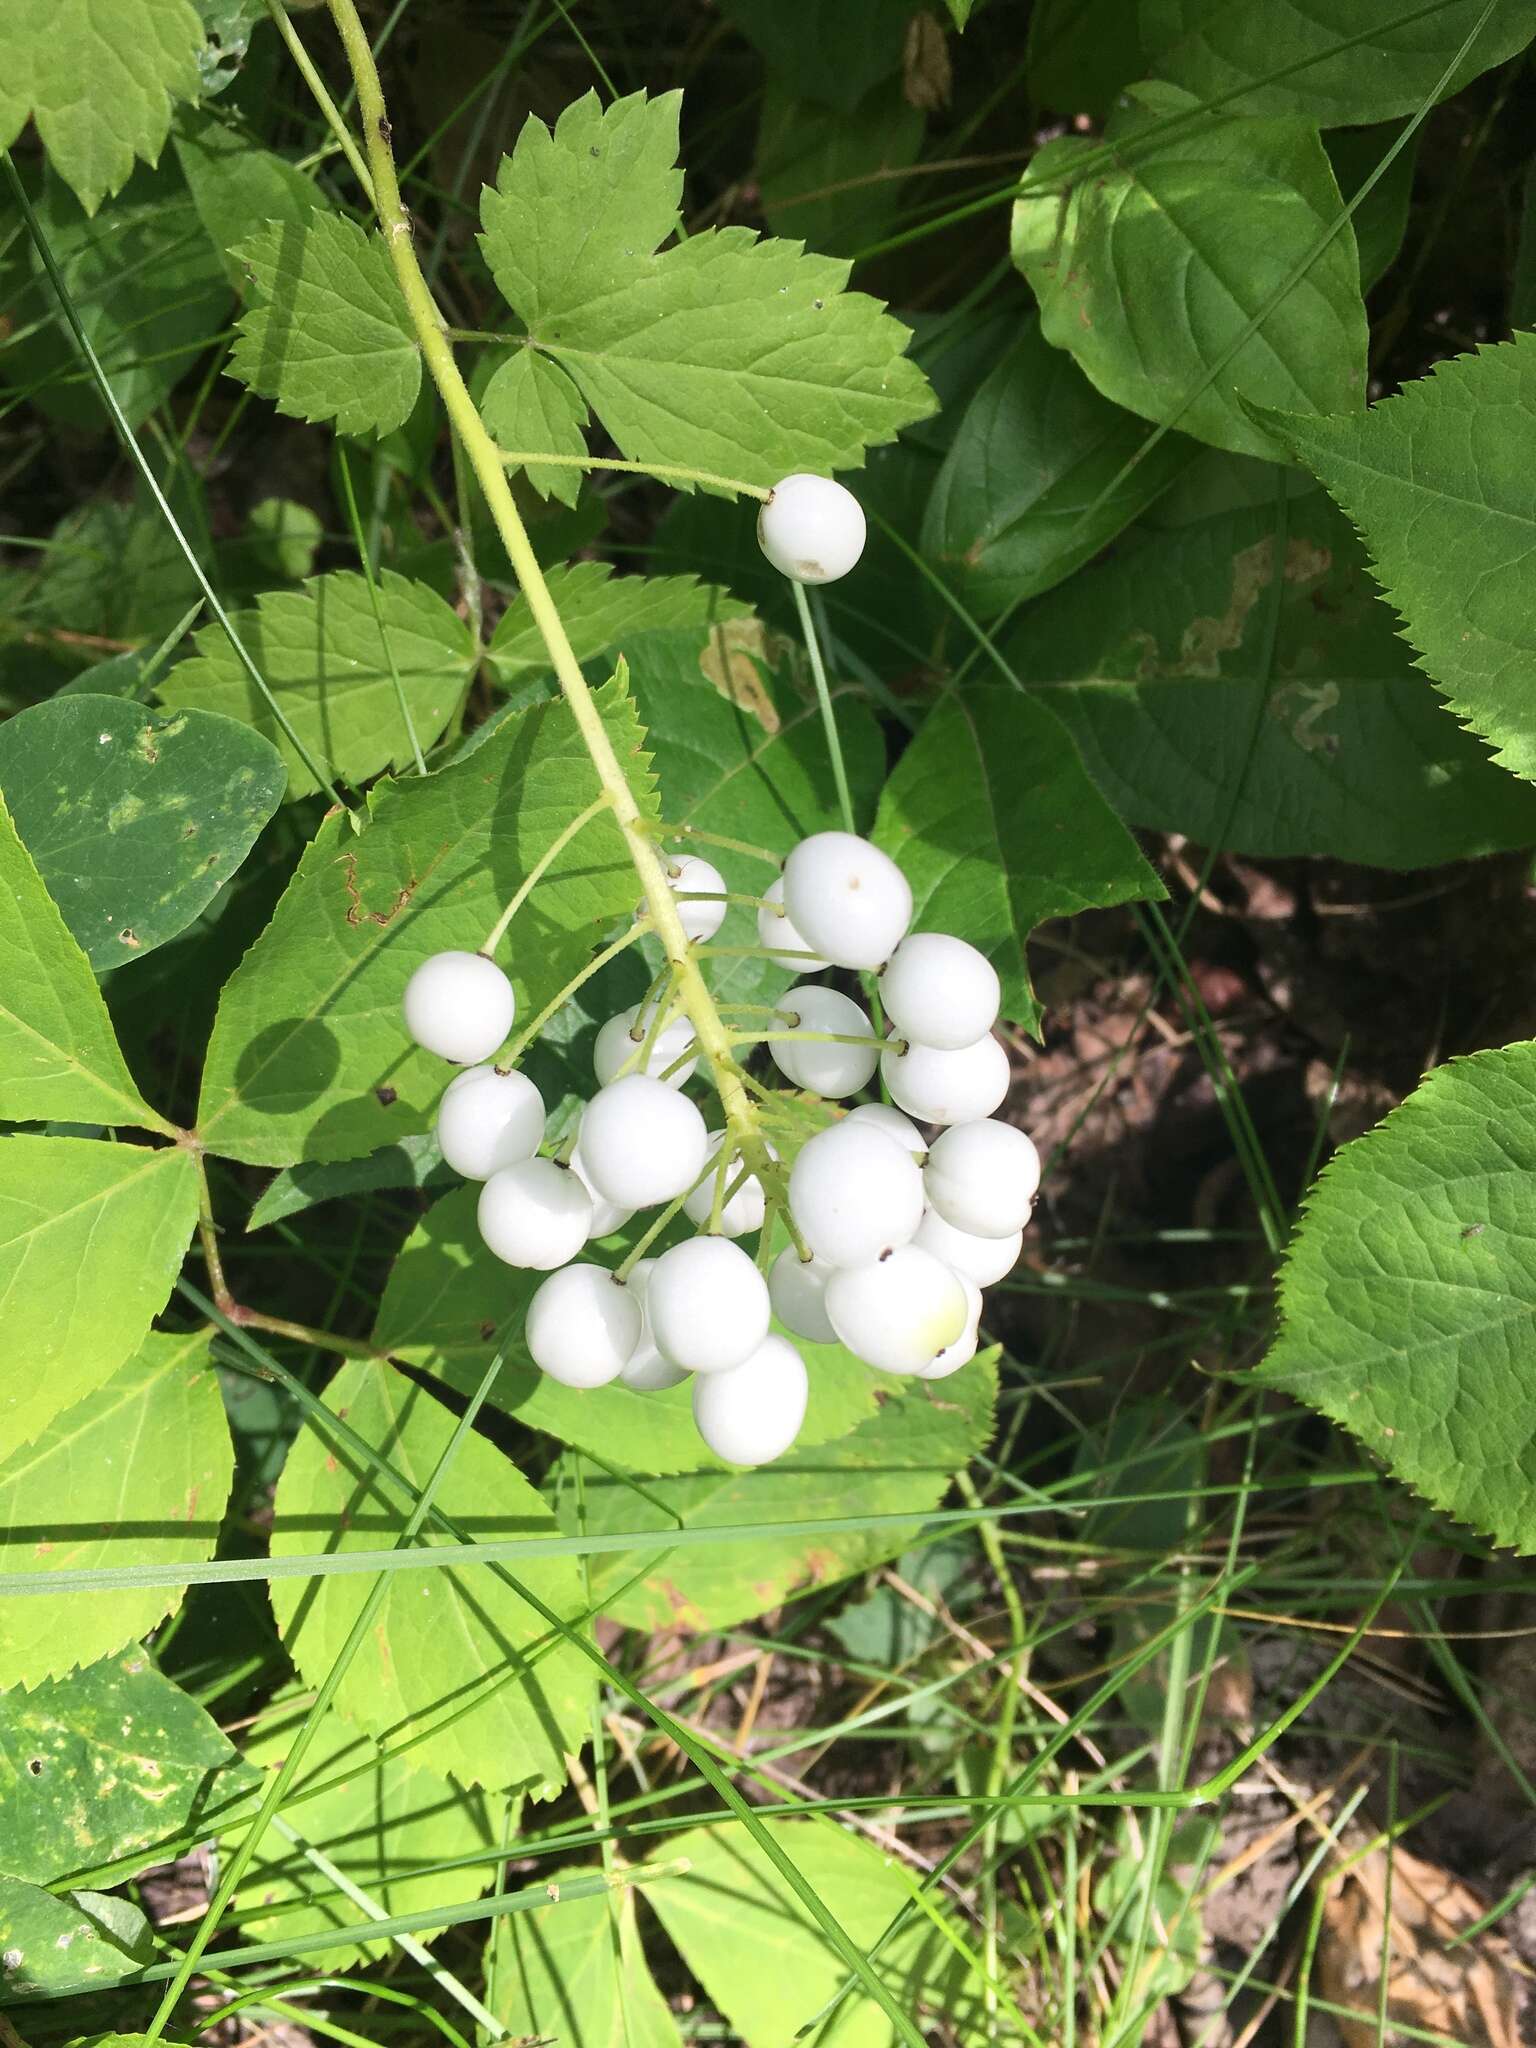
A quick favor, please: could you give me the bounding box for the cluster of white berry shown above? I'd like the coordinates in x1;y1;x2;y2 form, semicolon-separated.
396;477;1037;1467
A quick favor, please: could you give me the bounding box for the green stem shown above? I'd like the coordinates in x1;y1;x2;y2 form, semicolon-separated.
266;0;377;204
482;790;613;954
497;442;770;500
327;0;763;1157
657;823;783;865
792;578;855;834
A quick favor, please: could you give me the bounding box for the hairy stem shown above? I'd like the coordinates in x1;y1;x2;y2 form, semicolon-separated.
326;0;765;1162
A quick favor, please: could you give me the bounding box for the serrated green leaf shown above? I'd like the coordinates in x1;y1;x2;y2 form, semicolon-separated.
229;212;421;439
372;1185;879;1477
0;695;286;972
486;562;750;693
1258;1043;1536;1553
196;675;652;1166
247;1134;451;1233
0;1330;233;1684
225;1693;496;1970
1006;477;1536;865
480;91;934;491
873;688;1163;1036
921;319;1198;617
173;107;316;287
0;1648;251;1885
480;347;591;506
25;488;202;646
716;0;911;112
159;569;473;797
269;1359;594;1794
486;1862;681;2048
557;1357;996;1632
0;0;203;214
0;1876;150;1997
1258;338;1536;785
0;794;164;1130
1012;83;1367;458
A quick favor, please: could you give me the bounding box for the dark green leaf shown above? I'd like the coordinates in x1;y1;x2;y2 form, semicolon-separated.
247;1134;451;1232
716;0;911;111
1325;122;1418;292
756;78;924;259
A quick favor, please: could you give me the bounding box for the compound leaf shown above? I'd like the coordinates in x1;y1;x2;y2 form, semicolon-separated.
873;687;1163;1037
1258;1043;1536;1553
0;795;164;1130
268;1359;594;1794
486;563;749;694
1012;83;1367;458
159;569;474;797
228;212;421;439
0;695;286;971
0;1330;233;1684
196;673;653;1166
0;0;203;214
1259;336;1536;785
0;1140;198;1452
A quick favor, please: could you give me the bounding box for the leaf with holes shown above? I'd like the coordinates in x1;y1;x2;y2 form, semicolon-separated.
268;1359;594;1794
0;796;166;1130
1012;82;1367;458
228;211;421;438
0;1648;253;1885
0;1331;233;1686
485;1862;681;2048
158;570;473;797
0;695;286;971
1258;1042;1536;1553
196;672;653;1166
1258;336;1536;785
480;91;933;492
0;1141;198;1452
873;687;1162;1036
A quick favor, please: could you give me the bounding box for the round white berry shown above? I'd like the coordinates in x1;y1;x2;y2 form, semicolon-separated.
666;853;728;943
881;1033;1010;1126
645;1236;771;1375
880;934;1000;1052
477;1157;591;1270
768;1246;839;1344
844;1101;926;1156
781;832;911;971
769;983;879;1099
925;1119;1040;1237
757;876;829;970
787;1121;924;1268
593;1002;699;1088
525;1263;640;1388
825;1246;971;1376
683;1132;770;1237
692;1334;809;1466
616;1259;690;1391
568;1144;634;1238
578;1075;709;1209
914;1207;1022;1287
757;473;866;585
921;1275;983;1380
403;951;514;1064
436;1066;546;1180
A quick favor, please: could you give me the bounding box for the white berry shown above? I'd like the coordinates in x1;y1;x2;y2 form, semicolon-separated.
578;1075;708;1209
768;1246;839;1344
757;473;866;585
915;1207;1022;1287
757;876;829;970
593;1002;699;1087
881;1033;1010;1126
781;832;911;971
403;951;514;1064
881;934;1000;1051
770;983;879;1099
666;853;728;942
617;1260;689;1392
921;1275;983;1380
693;1334;809;1466
925;1119;1040;1237
436;1066;546;1180
844;1101;926;1155
569;1145;634;1238
787;1120;924;1267
825;1245;971;1375
646;1236;771;1375
478;1157;591;1270
683;1132;770;1237
526;1264;640;1388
